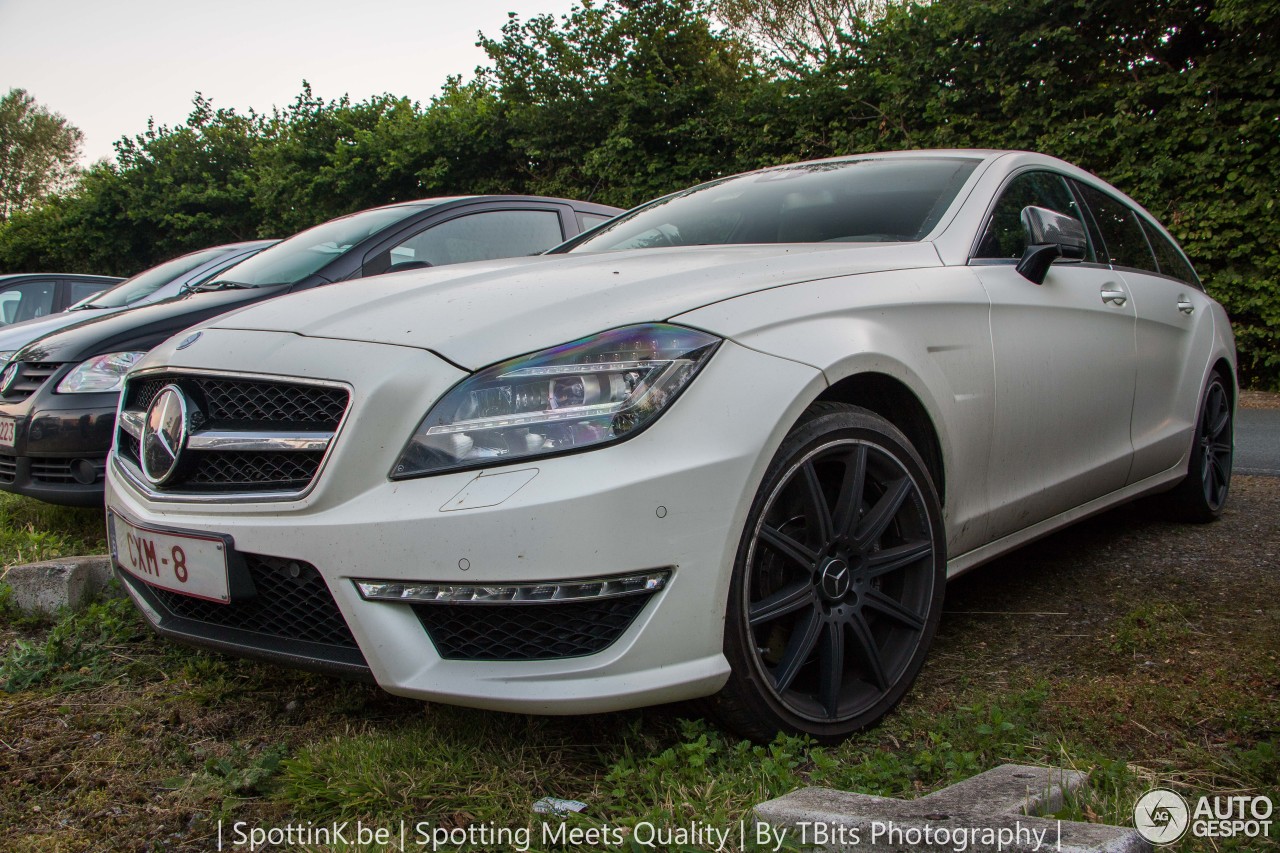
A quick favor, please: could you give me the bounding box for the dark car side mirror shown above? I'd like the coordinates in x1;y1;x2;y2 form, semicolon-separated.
1015;206;1088;284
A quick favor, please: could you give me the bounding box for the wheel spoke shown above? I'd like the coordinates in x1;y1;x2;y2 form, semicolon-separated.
759;524;817;572
864;588;926;631
832;445;868;541
865;539;933;578
749;582;816;627
818;621;845;718
1209;455;1229;495
854;476;912;547
1210;408;1230;439
801;460;834;544
845;610;888;690
772;608;823;693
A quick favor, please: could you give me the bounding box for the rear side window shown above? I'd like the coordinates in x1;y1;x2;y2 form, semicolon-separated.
974;171;1095;261
576;211;614;232
1074;183;1158;273
1139;218;1201;287
0;280;56;325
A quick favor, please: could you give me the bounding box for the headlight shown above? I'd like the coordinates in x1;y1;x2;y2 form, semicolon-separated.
56;351;147;394
392;323;720;478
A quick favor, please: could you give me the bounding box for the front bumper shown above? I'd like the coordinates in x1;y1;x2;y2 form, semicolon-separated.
0;387;118;506
105;329;823;714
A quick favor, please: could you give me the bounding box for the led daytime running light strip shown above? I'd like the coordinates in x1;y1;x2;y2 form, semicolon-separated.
353;569;671;605
499;359;665;379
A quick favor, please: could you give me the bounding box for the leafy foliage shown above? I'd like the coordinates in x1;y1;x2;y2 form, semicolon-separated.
0;89;84;221
0;0;1276;384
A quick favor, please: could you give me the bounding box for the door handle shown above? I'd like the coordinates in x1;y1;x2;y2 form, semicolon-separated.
1101;287;1127;307
1177;296;1195;315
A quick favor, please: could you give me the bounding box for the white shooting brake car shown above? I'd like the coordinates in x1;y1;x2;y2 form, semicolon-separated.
104;150;1235;742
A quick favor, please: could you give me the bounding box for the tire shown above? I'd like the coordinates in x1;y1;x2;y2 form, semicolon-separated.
1162;373;1233;523
707;402;946;743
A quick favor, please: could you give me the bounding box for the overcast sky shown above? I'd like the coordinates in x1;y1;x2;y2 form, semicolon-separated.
0;0;579;164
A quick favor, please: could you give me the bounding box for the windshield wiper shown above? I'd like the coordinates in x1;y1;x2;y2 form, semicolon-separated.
191;279;254;292
71;302;107;310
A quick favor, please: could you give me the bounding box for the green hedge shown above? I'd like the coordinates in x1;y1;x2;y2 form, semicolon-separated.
2;0;1277;386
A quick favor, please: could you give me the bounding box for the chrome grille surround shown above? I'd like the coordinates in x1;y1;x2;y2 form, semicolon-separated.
112;368;353;503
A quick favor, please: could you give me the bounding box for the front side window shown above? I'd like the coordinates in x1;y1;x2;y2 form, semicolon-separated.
560;157;980;253
0;280;56;325
1073;183;1158;273
974;171;1095;261
371;209;565;273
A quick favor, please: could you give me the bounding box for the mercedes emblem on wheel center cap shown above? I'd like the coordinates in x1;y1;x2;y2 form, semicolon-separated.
818;558;852;601
140;384;190;486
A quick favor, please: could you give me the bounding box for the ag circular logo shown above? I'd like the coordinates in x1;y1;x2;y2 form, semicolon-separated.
140;384;190;486
1134;788;1190;845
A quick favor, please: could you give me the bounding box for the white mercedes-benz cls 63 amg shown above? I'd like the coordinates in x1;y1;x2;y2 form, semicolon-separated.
104;150;1235;742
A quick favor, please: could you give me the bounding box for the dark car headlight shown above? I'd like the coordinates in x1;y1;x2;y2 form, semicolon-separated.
391;323;720;479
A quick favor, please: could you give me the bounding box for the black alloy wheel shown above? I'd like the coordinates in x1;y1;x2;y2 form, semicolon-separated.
1164;374;1233;522
711;403;945;743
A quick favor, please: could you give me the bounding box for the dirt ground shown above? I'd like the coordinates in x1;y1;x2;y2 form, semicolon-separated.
2;476;1277;850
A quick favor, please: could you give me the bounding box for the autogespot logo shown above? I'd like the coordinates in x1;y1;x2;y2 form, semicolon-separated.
1134;788;1190;845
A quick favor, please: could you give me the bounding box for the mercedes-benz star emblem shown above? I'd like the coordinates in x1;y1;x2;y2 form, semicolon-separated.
819;558;852;601
140;385;190;486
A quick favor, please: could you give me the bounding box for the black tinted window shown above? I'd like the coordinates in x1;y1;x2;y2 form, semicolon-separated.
1075;184;1158;273
975;171;1094;261
564;157;980;253
1140;218;1200;286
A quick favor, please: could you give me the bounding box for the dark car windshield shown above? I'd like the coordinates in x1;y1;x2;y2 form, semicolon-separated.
72;247;236;309
204;205;432;288
560;157;980;253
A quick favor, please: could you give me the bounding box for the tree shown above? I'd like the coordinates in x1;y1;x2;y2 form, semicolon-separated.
0;89;84;220
711;0;905;68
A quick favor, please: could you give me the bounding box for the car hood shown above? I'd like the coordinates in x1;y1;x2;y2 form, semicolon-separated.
13;287;286;363
0;307;116;352
210;243;941;369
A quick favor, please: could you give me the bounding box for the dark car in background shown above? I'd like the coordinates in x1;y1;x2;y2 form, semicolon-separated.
0;273;123;339
0;242;276;368
0;195;621;505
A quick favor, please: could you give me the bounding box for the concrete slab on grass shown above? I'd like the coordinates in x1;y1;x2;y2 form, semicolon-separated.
754;763;1150;852
2;556;116;615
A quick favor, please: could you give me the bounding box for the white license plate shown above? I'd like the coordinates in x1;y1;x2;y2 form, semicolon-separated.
0;416;14;449
109;510;230;603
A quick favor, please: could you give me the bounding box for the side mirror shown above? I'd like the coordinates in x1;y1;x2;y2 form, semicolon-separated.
1015;206;1088;284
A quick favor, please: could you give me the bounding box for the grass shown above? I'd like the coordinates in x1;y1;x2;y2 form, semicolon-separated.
1;482;1277;851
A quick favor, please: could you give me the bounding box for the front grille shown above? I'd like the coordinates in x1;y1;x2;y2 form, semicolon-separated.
0;454;15;484
413;595;653;661
0;362;62;402
30;456;107;484
147;555;358;649
128;376;347;429
116;373;349;496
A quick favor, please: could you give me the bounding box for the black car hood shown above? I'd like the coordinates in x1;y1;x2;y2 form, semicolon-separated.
13;286;289;363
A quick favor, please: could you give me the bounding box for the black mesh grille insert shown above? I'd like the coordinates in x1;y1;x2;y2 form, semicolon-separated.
185;451;322;488
129;376;347;428
30;456;107;484
0;454;15;485
413;595;653;661
147;555;357;648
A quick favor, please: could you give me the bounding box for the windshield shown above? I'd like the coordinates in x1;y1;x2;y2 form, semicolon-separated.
205;205;431;288
561;157;980;253
72;247;236;309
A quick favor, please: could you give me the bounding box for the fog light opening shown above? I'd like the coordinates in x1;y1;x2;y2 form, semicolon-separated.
71;458;99;485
